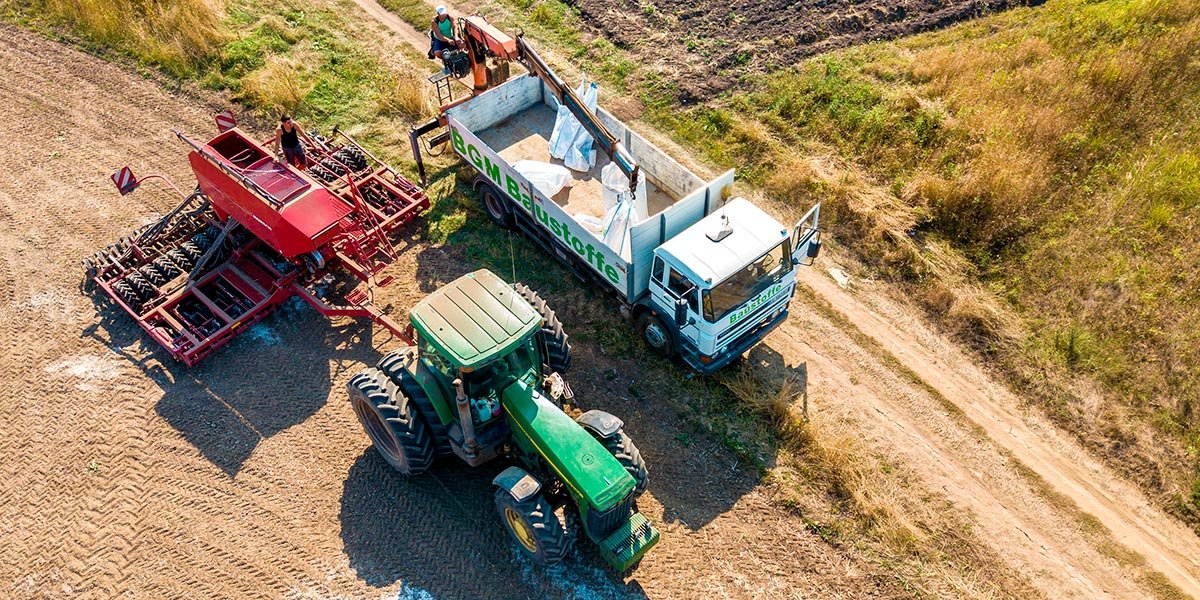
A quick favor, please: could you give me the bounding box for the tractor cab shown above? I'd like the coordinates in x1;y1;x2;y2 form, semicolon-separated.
409;269;545;423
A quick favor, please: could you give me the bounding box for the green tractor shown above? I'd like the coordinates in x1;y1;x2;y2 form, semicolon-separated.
347;269;660;571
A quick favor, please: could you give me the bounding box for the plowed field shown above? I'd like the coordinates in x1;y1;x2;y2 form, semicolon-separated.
568;0;1040;99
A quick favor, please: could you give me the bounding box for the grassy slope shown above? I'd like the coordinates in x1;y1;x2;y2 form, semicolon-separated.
738;0;1200;527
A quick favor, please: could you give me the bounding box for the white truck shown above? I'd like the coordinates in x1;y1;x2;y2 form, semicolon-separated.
411;18;821;373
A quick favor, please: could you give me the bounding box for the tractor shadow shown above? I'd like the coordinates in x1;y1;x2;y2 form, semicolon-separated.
83;293;388;476
339;450;648;599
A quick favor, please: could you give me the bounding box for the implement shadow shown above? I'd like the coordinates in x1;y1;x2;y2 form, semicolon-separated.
84;294;386;475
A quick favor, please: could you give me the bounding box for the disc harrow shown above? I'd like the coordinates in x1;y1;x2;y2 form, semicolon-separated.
83;113;428;365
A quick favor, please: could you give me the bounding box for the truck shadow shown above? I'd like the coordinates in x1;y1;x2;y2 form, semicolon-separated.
339;449;648;599
83;294;385;476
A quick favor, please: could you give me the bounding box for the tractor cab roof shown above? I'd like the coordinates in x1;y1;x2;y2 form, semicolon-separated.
410;269;541;370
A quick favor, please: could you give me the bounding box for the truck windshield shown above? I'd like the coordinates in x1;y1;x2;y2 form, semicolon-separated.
703;241;790;322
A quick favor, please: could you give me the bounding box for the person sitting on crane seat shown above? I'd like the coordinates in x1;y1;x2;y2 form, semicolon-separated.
428;5;458;60
271;114;312;170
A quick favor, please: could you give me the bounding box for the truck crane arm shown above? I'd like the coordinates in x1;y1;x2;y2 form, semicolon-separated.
460;16;640;192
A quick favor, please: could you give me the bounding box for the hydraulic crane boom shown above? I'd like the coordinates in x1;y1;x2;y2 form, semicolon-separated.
456;16;640;192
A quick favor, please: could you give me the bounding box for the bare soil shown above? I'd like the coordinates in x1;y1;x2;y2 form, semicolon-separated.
0;25;897;599
566;0;1042;100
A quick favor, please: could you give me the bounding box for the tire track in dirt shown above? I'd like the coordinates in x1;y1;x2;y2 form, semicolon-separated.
796;269;1200;595
764;306;1140;597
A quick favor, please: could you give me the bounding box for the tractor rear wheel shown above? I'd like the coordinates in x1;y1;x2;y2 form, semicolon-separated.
513;283;571;374
493;489;575;566
479;183;512;229
347;368;434;475
376;348;453;456
596;429;649;498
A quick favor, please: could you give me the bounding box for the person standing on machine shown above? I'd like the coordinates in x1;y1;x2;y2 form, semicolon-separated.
271;114;312;170
429;5;458;60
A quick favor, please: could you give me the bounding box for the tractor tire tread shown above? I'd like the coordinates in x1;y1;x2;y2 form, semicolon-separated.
493;489;575;565
376;349;453;456
513;283;572;374
347;367;435;475
602;429;649;498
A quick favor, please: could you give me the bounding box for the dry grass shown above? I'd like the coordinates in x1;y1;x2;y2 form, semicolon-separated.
31;0;227;75
241;54;313;115
719;366;1027;598
676;0;1200;530
375;72;433;121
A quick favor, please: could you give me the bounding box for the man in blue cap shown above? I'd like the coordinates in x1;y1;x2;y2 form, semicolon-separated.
429;5;458;60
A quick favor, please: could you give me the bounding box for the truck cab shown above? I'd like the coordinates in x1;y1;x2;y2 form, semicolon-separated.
640;198;821;372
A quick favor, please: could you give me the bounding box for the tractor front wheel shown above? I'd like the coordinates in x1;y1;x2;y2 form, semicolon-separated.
600;429;649;498
493;489;576;566
347;368;435;475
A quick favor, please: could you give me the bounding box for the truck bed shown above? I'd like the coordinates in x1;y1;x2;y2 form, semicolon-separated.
476;104;675;224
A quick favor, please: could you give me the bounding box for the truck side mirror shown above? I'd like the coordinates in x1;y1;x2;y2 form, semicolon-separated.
674;295;688;327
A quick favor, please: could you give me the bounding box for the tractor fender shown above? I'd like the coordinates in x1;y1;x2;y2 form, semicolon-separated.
575;410;624;439
493;466;542;503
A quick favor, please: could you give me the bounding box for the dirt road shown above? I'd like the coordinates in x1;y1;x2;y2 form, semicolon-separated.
801;269;1200;592
0;25;899;599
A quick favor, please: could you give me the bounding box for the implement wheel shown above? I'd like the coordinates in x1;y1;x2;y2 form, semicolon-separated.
513;283;571;374
347;368;434;475
493;489;575;566
478;183;513;229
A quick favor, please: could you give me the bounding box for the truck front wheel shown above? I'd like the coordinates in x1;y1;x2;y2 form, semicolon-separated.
637;313;676;358
493;489;576;565
479;184;512;229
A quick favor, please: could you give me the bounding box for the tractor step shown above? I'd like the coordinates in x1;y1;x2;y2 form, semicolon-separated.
595;510;660;573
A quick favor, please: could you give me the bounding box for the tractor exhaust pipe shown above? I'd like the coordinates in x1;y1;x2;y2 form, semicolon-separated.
453;378;478;458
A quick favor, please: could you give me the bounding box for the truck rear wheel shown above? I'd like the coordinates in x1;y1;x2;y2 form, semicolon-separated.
479;184;513;229
347;368;435;475
637;313;675;358
514;283;572;374
493;489;575;566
